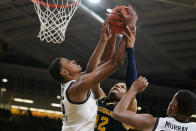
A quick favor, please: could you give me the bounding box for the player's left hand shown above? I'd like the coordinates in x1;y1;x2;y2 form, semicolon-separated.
131;76;149;93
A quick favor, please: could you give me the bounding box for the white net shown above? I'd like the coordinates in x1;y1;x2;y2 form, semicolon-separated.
31;0;81;44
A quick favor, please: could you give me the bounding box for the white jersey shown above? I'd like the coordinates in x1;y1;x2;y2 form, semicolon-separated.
153;117;196;131
61;80;98;131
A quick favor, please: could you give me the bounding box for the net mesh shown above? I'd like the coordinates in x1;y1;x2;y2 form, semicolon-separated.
32;0;81;44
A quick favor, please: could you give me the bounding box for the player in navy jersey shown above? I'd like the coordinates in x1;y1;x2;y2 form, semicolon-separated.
94;29;138;131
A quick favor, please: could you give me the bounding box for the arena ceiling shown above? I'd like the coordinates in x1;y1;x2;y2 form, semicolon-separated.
0;0;196;99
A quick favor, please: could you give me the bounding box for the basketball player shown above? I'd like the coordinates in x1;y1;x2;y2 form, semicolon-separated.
48;13;134;130
113;77;196;131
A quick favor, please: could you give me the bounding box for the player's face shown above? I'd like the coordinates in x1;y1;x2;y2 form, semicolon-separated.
109;83;127;101
167;93;178;117
60;58;82;74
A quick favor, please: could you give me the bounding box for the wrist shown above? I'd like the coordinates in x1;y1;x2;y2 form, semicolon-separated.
129;87;138;95
100;37;107;43
126;48;134;53
128;44;134;48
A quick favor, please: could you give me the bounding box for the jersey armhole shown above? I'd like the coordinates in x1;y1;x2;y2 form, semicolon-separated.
97;96;107;101
152;118;159;131
66;82;91;104
122;123;136;130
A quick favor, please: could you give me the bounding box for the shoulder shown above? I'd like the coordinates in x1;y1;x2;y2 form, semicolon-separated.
97;96;107;104
191;122;196;126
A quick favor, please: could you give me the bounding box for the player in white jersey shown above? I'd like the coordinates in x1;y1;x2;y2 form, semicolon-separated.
48;12;136;131
113;77;196;131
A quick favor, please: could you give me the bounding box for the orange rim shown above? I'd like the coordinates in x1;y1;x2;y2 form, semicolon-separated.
30;0;81;8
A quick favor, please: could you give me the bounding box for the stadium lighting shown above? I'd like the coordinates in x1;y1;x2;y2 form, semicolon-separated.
13;98;23;103
88;0;100;4
12;105;61;115
107;9;112;13
1;88;6;92
29;108;37;111
80;4;104;23
11;105;19;108
137;107;142;111
23;99;34;104
19;106;28;110
192;114;196;118
11;105;28;110
2;78;8;83
13;98;34;104
37;109;46;112
51;103;61;108
56;95;61;99
54;111;62;115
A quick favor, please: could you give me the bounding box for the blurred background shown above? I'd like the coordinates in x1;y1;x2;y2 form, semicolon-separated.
0;0;196;130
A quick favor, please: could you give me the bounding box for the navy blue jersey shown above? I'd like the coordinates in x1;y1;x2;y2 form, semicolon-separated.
94;97;127;131
94;48;138;131
95;97;139;131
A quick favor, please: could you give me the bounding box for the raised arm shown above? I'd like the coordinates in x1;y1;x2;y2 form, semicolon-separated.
99;33;117;65
113;77;157;131
92;33;117;99
125;25;137;89
86;19;111;73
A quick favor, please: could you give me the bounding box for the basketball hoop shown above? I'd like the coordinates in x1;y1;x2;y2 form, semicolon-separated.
30;0;81;44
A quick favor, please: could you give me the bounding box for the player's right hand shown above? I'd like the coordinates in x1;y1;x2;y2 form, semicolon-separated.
123;25;136;48
101;18;112;42
121;5;137;29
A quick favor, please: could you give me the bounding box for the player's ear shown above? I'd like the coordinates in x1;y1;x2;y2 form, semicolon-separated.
174;100;178;109
60;68;68;77
171;100;178;113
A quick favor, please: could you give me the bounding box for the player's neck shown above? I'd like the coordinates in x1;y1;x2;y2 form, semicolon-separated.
108;98;119;105
72;73;81;80
66;73;80;81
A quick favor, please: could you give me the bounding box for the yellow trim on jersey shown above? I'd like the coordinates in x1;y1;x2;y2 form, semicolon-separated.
98;106;113;117
122;123;136;131
97;96;106;101
106;102;116;106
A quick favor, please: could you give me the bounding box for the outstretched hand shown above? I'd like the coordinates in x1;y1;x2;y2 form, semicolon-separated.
101;18;112;42
121;5;137;30
131;76;149;93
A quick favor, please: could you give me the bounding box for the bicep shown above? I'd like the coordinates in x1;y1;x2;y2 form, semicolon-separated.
72;61;119;94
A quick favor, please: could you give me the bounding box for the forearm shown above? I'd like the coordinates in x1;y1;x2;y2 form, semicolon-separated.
89;37;127;85
113;88;137;127
126;48;137;89
114;88;137;113
110;36;127;65
100;34;116;64
91;84;106;99
113;87;156;130
86;39;107;73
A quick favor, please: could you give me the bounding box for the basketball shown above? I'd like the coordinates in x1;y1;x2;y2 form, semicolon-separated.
108;6;129;34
